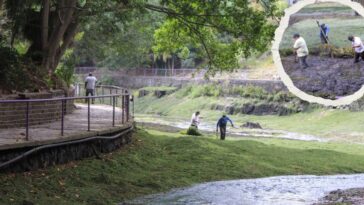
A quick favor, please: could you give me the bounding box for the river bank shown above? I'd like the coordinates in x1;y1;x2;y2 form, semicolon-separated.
2;129;364;204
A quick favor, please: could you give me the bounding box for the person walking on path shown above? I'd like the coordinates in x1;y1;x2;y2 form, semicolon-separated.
85;73;97;103
319;23;330;44
191;111;201;129
293;33;309;69
348;35;364;63
216;114;234;140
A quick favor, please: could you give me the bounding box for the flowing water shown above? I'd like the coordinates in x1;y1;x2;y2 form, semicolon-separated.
124;174;364;205
136;115;326;142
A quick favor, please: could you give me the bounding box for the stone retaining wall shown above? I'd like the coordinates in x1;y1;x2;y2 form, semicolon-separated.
0;90;74;129
114;76;287;93
0;126;133;172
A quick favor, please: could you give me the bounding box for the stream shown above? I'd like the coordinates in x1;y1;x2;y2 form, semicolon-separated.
136;115;326;142
123;174;364;205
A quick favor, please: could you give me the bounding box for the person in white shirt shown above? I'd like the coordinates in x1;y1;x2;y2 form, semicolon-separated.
348;35;364;63
85;73;97;103
191;111;201;128
293;33;309;69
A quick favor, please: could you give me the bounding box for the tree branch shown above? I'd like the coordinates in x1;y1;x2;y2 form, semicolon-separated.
174;16;213;68
55;21;79;67
41;0;50;50
144;3;230;17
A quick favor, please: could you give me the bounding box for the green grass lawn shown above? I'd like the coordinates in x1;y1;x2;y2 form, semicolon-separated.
298;2;354;14
280;18;364;50
2;129;364;205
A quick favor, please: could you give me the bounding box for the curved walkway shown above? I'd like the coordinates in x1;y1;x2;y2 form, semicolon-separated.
0;103;127;150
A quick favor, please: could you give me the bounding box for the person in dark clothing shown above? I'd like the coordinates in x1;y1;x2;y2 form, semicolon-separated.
319;23;330;44
216;115;234;140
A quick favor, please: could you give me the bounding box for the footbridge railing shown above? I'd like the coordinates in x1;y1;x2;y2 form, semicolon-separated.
0;87;133;142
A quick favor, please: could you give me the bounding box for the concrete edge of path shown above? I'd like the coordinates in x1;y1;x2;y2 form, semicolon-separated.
0;122;134;151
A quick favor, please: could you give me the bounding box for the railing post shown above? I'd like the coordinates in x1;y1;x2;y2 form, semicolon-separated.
126;95;130;122
25;101;29;141
102;87;105;103
110;89;112;105
132;95;135;120
88;98;91;131
61;100;65;136
116;89;118;107
112;96;115;127
122;94;125;124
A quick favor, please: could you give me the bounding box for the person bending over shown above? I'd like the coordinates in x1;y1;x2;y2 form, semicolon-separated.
216;114;234;140
348;35;364;63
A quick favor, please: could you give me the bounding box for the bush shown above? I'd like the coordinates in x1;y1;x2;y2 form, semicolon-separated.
0;47;32;91
280;44;354;59
279;48;294;57
55;49;77;88
243;86;268;99
190;84;222;98
186;126;202;136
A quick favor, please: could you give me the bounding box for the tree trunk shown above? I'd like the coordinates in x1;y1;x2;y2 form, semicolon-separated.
41;0;50;50
41;0;77;74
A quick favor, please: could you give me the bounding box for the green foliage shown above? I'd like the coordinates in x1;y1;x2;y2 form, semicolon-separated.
0;46;32;91
190;84;222;98
55;49;77;87
140;86;178;92
280;44;355;58
75;7;164;69
173;84;294;102
230;85;268;99
13;40;30;55
186;126;202;136
152;0;282;73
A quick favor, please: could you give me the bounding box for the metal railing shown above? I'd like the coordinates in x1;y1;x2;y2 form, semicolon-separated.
75;84;129;105
75;67;202;77
0;92;132;141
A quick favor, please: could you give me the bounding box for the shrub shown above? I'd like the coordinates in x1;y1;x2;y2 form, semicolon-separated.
190;84;222;98
280;45;354;58
186;126;202;136
0;46;32;91
279;48;294;57
55;49;79;88
243;86;268;99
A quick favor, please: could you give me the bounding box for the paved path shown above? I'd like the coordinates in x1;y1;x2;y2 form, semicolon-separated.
0;104;127;149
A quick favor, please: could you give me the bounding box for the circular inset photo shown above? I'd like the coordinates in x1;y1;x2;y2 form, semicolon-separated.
273;0;364;106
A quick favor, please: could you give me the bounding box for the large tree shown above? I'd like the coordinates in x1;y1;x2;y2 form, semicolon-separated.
3;0;281;81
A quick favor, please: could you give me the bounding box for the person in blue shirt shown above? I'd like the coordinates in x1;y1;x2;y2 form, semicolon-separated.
216;115;234;140
319;23;330;44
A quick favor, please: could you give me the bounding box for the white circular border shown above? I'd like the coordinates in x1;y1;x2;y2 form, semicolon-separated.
272;0;364;106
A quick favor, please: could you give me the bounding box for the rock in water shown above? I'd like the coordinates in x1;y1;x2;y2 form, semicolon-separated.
241;122;262;129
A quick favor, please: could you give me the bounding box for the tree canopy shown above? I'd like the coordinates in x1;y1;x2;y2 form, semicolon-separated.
0;0;282;90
